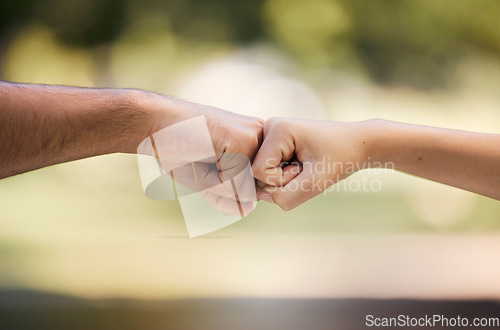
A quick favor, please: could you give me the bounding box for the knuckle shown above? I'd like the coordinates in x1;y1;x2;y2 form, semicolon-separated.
264;117;281;132
270;118;292;134
251;116;265;126
278;204;290;211
251;165;264;180
271;191;293;211
251;164;270;184
278;200;293;212
245;130;260;147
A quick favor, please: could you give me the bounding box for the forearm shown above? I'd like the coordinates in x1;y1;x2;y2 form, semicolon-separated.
365;119;500;200
0;82;161;178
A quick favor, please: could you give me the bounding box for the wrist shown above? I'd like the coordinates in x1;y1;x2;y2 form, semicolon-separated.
116;89;185;154
356;118;391;168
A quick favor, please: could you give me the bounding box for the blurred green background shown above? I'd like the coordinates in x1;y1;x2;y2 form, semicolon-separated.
0;0;499;303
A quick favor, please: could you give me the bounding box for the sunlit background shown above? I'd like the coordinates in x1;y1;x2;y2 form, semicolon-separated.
0;0;499;327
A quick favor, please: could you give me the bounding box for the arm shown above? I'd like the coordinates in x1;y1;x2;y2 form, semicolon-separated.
368;119;500;200
252;118;500;211
0;81;263;181
0;82;152;178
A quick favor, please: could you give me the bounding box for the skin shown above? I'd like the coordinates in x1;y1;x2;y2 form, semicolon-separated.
252;117;500;211
1;81;498;214
0;81;264;215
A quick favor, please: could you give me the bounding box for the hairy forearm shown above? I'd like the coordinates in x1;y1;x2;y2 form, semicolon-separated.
366;119;500;200
0;82;159;178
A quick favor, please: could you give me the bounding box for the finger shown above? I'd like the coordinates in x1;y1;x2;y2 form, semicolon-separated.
200;190;255;216
256;184;274;203
172;162;222;194
173;163;235;199
217;153;257;203
253;117;265;158
174;160;257;204
192;162;222;187
200;190;241;216
263;117;282;139
217;153;249;182
281;163;302;186
231;174;257;203
240;201;256;217
256;163;301;200
255;160;302;203
265;162;325;211
233;120;265;162
256;180;267;189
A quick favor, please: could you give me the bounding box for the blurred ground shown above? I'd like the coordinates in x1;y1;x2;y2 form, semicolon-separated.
1;290;500;330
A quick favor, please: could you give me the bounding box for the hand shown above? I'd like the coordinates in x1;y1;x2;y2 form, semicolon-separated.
144;94;264;161
252;117;370;211
163;154;258;216
141;93;264;215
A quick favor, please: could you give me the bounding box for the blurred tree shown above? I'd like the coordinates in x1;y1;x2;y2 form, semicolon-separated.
0;0;37;42
0;0;127;46
342;0;500;88
123;0;265;43
2;0;500;89
34;0;128;46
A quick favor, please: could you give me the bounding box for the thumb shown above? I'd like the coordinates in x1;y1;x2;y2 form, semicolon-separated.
264;162;327;211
